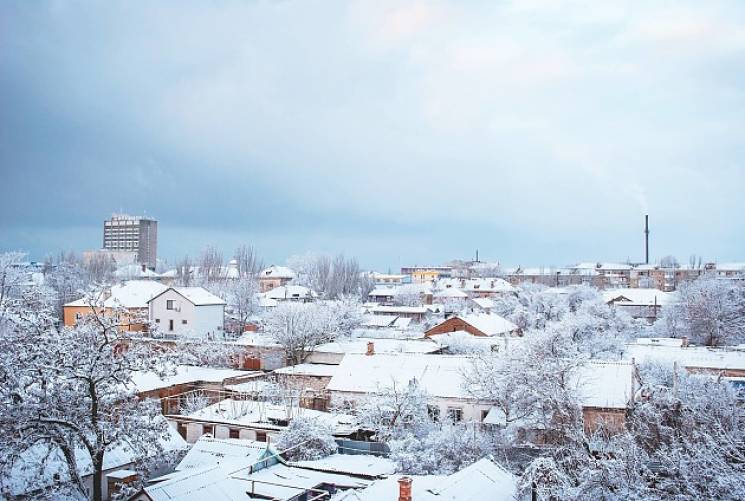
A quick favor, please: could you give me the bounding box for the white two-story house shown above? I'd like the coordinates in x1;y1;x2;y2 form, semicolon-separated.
148;287;226;338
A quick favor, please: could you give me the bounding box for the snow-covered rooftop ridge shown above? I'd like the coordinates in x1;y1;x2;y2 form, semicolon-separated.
148;286;226;306
103;280;168;308
354;457;517;501
458;313;518;336
426;457;518;500
327;354;475;399
260;264;296;279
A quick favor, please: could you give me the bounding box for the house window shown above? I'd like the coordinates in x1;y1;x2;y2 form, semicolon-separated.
447;407;463;422
229;428;240;439
167;300;175;310
182;319;188;325
155;318;160;323
255;431;267;442
169;319;174;331
202;424;214;436
427;405;440;422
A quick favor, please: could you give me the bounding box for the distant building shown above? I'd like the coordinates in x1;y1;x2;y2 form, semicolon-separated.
400;266;452;283
258;265;296;293
103;213;158;270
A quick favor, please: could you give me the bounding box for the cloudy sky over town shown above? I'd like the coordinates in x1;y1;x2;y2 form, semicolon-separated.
1;1;744;269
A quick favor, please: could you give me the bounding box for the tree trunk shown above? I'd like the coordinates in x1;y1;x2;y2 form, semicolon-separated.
92;449;105;501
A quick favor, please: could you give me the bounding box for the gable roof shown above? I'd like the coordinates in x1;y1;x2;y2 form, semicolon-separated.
259;265;296;279
148;287;226;306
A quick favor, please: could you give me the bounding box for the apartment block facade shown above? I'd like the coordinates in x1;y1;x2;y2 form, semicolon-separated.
103;213;158;269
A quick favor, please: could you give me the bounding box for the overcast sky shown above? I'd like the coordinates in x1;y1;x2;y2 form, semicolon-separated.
1;1;744;270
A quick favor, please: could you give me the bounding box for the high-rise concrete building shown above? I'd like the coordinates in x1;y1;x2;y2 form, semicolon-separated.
103;214;158;270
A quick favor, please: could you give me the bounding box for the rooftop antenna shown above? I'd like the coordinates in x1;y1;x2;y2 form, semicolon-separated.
644;215;650;264
475;249;479;263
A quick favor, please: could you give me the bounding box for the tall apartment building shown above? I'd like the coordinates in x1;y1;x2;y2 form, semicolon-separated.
103;214;158;270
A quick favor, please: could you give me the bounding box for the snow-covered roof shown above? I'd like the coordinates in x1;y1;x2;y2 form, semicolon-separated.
371;305;428;315
603;288;678;307
186;398;359;435
462;278;516;293
176;437;269;471
232;331;281;347
290;454;395;478
355;457;517;501
130;366;255;393
471;297;496;310
361;314;398;327
114;264;162;279
434;287;468;299
235;463;373;499
575;361;635;409
315;337;441;356
625;341;745;372
259;265;296;279
103;280;168;309
264;285;316;300
148;286;226;306
8;421;186;497
368;286;397;297
457;313;518;336
327;354;473;400
274;363;339;377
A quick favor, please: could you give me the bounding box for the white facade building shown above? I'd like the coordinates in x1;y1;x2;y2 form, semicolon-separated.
148;287;226;338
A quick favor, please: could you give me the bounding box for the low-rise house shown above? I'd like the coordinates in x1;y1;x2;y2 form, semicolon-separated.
232;332;287;370
258;265;296;293
625;337;745;377
370;305;429;322
63;280;169;331
134;437;382;501
131;365;264;417
367;286;397;304
171;398;360;444
603;288;678;320
148;287;226;339
425;313;518;338
273;363;339;391
327;354;494;423
366;272;408;286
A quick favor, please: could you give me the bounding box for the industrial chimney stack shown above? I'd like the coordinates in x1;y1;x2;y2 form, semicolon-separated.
644;215;650;264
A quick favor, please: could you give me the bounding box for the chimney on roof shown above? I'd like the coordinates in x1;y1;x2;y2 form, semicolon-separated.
645;215;650;265
681;336;689;348
366;341;375;356
398;476;412;501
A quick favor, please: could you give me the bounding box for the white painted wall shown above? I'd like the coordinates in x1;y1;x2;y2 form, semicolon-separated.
149;290;224;338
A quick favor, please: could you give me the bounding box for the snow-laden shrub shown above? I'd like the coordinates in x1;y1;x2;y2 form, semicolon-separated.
389;424;495;475
275;416;337;461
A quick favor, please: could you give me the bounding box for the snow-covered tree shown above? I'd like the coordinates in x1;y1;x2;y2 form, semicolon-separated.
390;424;495;475
356;379;433;442
224;276;260;334
275;416;337;461
286;253;368;299
0;297;175;501
657;277;745;346
263;302;339;365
